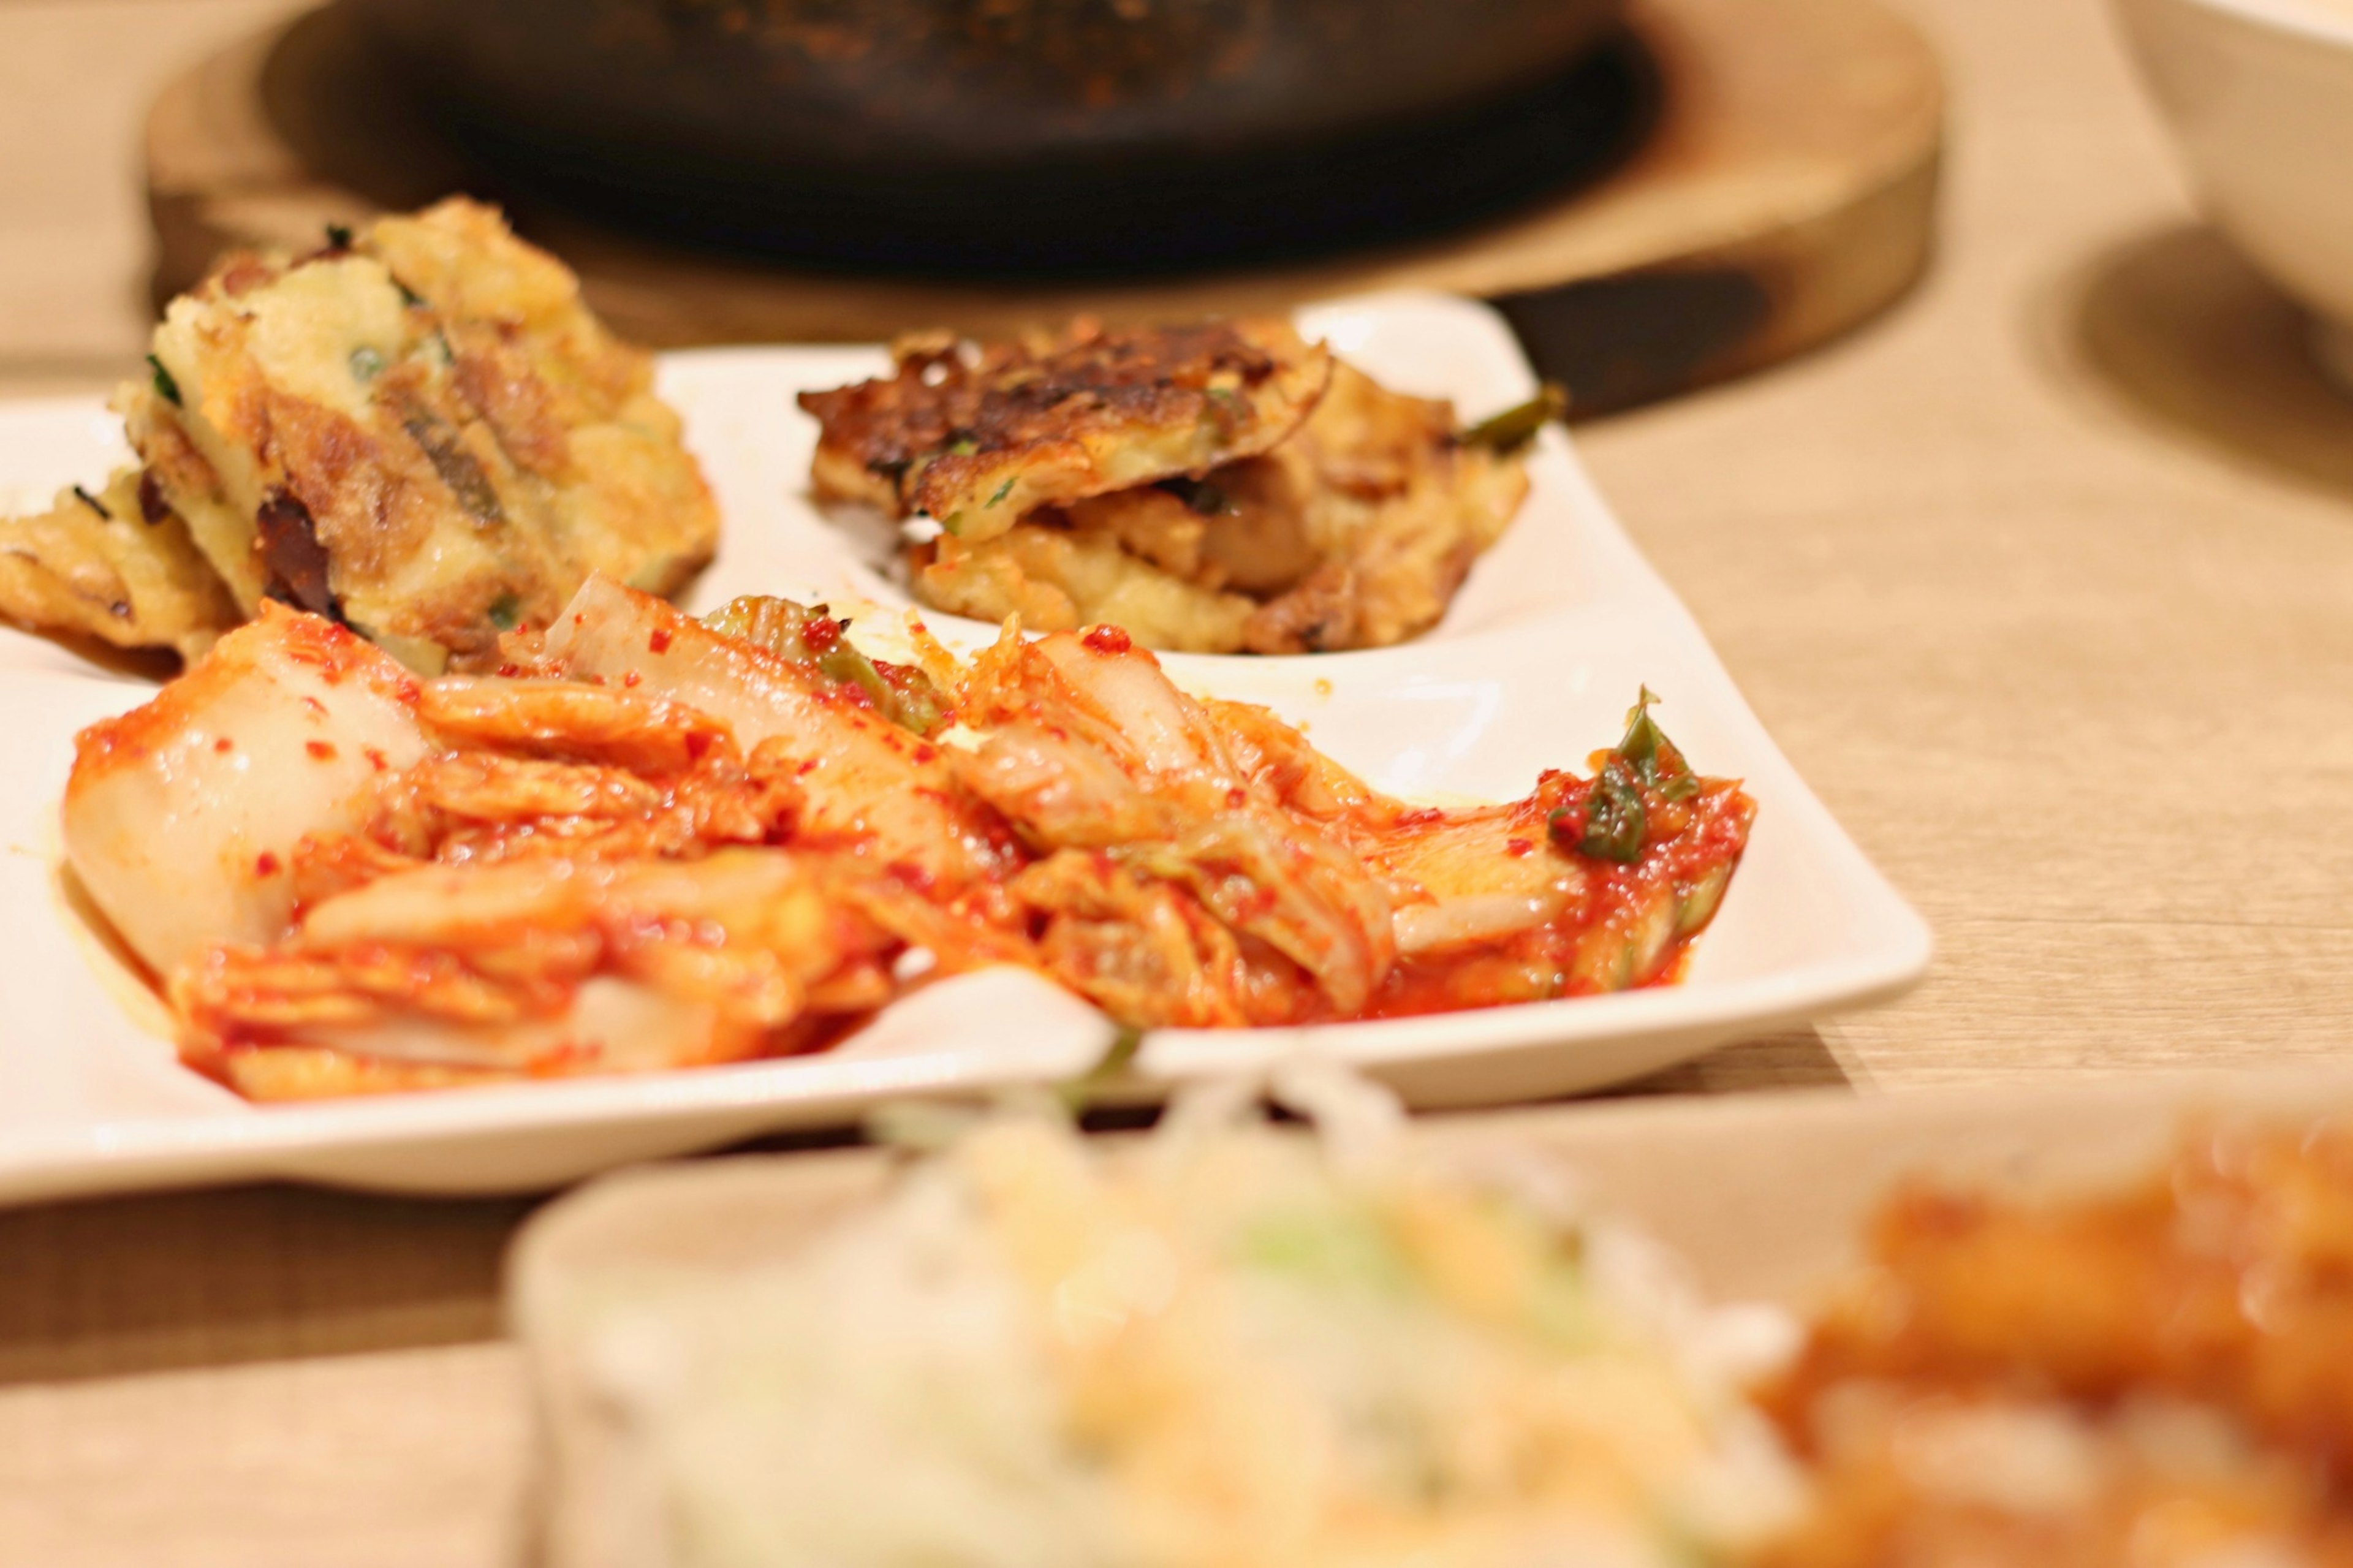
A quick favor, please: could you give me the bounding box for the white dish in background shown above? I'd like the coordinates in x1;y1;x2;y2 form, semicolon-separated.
2113;0;2353;388
0;294;1928;1206
512;1064;2353;1568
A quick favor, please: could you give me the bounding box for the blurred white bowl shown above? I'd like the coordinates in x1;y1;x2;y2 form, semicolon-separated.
2115;0;2353;387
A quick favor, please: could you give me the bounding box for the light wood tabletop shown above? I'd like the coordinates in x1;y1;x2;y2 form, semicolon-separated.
4;0;2352;1561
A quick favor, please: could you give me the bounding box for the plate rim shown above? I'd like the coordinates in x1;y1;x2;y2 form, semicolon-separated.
0;292;1930;1204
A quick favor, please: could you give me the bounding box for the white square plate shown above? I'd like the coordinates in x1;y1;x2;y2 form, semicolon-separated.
0;294;1928;1205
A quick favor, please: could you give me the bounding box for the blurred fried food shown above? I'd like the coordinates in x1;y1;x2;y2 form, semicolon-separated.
1756;1119;2353;1567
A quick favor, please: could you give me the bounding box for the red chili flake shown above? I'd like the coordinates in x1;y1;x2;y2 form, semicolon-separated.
623;671;642;688
496;663;522;678
254;851;281;876
803;616;841;651
1506;838;1534;858
911;743;937;765
212;737;233;754
301;696;327;717
648;627;673;653
305;740;337;760
1226;787;1246;808
363;746;388;771
796;758;818;776
1082;624;1132;655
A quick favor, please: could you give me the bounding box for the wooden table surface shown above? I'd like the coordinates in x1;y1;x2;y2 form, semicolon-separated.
5;0;2352;1561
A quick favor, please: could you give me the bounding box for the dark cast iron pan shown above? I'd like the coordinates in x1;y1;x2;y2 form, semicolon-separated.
349;0;1642;276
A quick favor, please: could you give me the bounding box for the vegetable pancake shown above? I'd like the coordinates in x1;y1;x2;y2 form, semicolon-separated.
799;319;1552;653
915;362;1537;653
0;199;718;672
798;317;1333;542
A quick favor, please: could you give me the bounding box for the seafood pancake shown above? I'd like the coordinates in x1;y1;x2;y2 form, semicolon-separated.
912;362;1534;653
796;318;1332;541
0;198;718;673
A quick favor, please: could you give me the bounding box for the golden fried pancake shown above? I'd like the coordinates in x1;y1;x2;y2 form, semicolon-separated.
0;469;236;662
0;199;718;673
894;361;1533;653
798;317;1332;543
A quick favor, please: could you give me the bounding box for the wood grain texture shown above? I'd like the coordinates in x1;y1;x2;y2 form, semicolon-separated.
1;0;2351;1558
1572;0;2353;1087
0;1185;530;1384
142;0;1943;412
0;1344;526;1568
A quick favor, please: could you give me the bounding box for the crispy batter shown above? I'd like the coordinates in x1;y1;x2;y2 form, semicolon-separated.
0;469;237;661
798;317;1332;541
887;359;1533;653
915;524;1256;654
1243;362;1529;651
4;199;716;673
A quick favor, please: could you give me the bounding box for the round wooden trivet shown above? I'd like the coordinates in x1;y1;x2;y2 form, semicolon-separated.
145;0;1942;414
